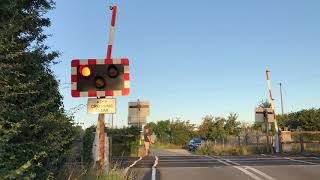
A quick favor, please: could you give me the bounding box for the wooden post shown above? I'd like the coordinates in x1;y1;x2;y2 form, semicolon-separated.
245;133;248;146
279;131;282;153
98;113;105;175
300;133;304;153
264;109;270;153
222;138;225;149
109;135;112;165
266;125;270;153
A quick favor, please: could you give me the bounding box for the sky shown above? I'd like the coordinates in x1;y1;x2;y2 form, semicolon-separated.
45;0;320;128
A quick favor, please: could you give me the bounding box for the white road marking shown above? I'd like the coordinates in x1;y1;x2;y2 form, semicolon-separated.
124;157;142;174
224;159;276;180
158;159;221;162
266;154;317;165
244;166;277;180
152;156;159;180
206;156;263;180
283;157;317;165
209;156;277;180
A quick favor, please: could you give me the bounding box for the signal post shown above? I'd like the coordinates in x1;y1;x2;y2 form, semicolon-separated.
71;5;130;174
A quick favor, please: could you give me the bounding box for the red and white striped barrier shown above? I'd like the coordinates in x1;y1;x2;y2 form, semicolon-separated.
71;58;130;97
265;70;278;131
266;70;280;153
107;6;117;59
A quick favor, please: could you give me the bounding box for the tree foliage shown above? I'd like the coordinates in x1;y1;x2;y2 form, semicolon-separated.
145;119;196;146
0;0;77;178
198;113;241;141
224;113;241;135
208;117;226;141
169;120;195;146
258;99;272;108
198;115;214;140
277;108;320;131
145;120;171;142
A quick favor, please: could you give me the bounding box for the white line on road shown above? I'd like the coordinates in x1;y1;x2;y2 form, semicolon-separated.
206;156;263;180
283;157;317;165
124;156;142;174
266;154;317;165
223;159;275;180
209;156;277;180
152;156;159;180
243;166;276;180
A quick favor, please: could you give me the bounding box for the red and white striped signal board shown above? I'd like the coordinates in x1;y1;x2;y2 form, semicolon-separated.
71;58;130;97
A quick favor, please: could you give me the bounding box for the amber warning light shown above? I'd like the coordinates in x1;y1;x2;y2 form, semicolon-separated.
80;66;91;77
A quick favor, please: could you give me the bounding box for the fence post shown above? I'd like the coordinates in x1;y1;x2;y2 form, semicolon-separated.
300;133;304;153
109;135;112;167
222;138;225;149
279;131;282;153
238;136;241;146
256;135;259;148
245;134;248;146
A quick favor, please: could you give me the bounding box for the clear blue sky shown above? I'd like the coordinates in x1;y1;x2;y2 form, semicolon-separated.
46;0;320;128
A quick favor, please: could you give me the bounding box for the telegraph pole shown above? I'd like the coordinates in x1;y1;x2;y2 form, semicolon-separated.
279;83;284;115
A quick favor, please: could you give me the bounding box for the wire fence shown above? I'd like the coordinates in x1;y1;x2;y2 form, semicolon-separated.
209;131;320;154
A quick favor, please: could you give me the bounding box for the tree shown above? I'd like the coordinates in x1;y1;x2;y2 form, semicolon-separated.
198;115;214;139
0;0;76;178
224;113;240;135
169;120;195;146
208;117;226;141
144;122;157;133
145;119;196;146
258;99;272;108
277;108;320;131
153;120;171;143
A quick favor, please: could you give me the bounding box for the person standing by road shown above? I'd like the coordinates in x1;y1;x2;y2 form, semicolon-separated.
144;128;152;156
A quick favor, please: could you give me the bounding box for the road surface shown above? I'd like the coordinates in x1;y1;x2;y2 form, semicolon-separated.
112;149;320;180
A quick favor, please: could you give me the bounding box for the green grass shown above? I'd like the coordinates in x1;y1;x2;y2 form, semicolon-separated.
195;143;273;155
196;143;320;156
82;168;129;180
58;165;131;180
283;143;320;154
150;142;183;149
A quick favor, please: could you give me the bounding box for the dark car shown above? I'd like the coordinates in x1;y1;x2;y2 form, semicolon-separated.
188;138;205;151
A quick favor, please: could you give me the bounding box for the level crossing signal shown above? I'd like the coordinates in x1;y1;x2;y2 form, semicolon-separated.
71;58;130;97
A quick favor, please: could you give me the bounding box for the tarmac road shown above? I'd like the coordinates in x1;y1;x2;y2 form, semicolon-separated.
112;149;320;180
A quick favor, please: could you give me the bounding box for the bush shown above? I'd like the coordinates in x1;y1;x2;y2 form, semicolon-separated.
195;143;253;155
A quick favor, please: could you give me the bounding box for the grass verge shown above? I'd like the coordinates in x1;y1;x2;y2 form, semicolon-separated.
150;142;183;149
58;164;132;180
195;143;272;155
81;168;129;180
